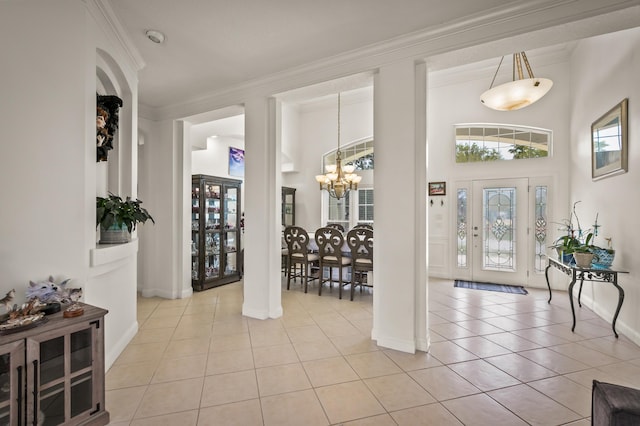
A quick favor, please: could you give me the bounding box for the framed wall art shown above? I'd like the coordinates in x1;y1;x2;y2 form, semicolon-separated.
228;147;245;177
592;98;628;180
428;181;446;196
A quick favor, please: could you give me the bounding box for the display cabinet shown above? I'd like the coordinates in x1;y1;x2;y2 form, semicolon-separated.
0;303;109;426
192;175;242;291
282;187;296;227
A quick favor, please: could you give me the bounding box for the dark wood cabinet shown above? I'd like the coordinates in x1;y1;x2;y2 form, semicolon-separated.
191;175;242;291
282;187;296;227
0;304;109;426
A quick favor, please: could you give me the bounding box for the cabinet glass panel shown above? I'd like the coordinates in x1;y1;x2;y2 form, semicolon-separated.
205;253;219;279
0;406;8;425
225;187;237;230
40;382;64;426
205;184;221;231
40;336;64;385
284;193;294;226
70;328;92;373
0;353;9;406
70;371;93;417
224;231;237;275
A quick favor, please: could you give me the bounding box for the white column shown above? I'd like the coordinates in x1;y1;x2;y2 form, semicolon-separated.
372;59;429;353
242;97;283;319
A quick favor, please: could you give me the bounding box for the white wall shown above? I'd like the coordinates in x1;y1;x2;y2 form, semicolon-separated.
0;0;141;369
569;27;640;343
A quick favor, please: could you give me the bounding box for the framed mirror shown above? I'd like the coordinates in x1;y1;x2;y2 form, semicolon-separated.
592;98;628;180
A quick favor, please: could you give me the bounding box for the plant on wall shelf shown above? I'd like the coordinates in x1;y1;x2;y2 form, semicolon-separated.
96;194;154;233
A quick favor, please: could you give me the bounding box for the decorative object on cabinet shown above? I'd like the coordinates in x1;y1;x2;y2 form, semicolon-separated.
0;290;15;313
282;187;296;227
592;98;628;180
192;175;242;291
228;147;245;177
96;193;155;244
0;303;109;425
428;181;446;196
96;93;123;162
26;276;82;305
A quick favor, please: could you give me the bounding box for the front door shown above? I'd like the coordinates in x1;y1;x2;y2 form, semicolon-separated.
471;178;528;285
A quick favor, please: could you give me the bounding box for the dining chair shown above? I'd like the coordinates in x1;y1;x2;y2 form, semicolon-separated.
283;226;318;293
315;227;351;299
326;223;345;233
352;224;373;231
346;227;373;301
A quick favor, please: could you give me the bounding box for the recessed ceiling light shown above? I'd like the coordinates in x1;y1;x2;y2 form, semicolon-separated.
145;30;165;44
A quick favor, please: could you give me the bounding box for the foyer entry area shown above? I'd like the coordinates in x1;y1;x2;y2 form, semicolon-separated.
105;278;640;425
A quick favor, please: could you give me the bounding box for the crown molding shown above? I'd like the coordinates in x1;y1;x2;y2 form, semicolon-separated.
85;0;145;72
147;0;640;121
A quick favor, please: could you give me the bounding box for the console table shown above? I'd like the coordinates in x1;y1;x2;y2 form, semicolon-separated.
545;257;627;338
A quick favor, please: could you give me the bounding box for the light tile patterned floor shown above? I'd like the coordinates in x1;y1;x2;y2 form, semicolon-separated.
106;277;640;425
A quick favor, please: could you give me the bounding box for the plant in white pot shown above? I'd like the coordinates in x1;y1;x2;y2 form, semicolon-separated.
96;194;154;244
572;232;596;268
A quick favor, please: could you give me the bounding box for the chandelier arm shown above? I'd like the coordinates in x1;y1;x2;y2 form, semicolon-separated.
515;53;525;80
521;51;535;78
488;56;505;89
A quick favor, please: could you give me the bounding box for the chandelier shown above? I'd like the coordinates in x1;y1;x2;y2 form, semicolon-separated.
480;51;553;111
315;93;362;199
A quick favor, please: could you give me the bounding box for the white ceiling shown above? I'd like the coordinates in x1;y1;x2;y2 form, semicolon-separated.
108;0;640;116
109;0;520;109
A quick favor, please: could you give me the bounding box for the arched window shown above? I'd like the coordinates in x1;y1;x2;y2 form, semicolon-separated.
455;124;551;163
322;138;374;171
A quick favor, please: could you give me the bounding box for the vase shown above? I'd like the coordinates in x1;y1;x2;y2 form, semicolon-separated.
99;223;131;244
573;252;594;268
592;248;615;269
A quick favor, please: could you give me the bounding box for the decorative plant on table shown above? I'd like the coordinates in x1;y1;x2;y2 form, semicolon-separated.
550;201;615;269
96;194;154;243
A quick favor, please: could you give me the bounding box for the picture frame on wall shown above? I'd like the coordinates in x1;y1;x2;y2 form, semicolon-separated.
592;98;628;181
428;181;446;196
229;147;245;177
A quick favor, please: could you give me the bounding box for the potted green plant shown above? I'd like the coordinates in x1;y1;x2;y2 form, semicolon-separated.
551;235;580;264
96;194;154;244
572;232;596;268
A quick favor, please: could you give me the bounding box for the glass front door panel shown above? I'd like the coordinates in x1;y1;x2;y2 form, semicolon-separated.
457;188;468;268
70;328;92;373
482;187;516;271
40;336;64;385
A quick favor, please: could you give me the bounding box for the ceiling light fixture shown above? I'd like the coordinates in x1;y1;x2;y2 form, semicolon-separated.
315;93;362;199
145;30;165;44
480;52;553;111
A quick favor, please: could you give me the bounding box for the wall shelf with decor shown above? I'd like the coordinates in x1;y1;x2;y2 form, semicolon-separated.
191;175;242;291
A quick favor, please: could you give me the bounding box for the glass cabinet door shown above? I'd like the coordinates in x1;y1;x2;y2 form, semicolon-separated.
191;182;200;280
29;323;99;426
205;184;221;231
0;341;24;426
224;231;237;275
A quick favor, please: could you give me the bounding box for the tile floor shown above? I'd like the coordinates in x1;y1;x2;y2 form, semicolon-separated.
106;277;640;425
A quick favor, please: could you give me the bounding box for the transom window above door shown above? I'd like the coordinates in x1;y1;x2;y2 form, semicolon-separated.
455;124;551;163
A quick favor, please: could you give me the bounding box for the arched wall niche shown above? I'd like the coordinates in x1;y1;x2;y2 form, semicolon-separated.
96;48;134;202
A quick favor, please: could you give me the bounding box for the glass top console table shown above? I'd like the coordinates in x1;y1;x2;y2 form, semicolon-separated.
545;257;628;338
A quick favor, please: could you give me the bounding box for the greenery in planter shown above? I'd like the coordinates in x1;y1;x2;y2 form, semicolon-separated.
96;193;154;233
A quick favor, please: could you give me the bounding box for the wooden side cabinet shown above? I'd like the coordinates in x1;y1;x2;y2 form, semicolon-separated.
282;187;296;227
0;303;109;426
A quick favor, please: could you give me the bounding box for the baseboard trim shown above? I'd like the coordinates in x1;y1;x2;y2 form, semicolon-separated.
105;321;138;371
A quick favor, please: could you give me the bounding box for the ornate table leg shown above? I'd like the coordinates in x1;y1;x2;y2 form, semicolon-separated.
568;275;578;332
578;278;584;308
612;277;625;339
545;263;553;303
